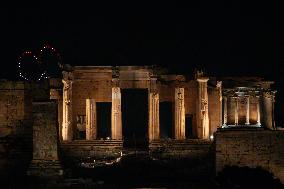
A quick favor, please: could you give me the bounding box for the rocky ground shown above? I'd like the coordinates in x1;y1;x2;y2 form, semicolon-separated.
1;149;283;188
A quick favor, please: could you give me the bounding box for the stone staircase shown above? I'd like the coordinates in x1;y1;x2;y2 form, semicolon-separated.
149;139;214;159
61;139;123;148
60;140;123;167
149;139;212;149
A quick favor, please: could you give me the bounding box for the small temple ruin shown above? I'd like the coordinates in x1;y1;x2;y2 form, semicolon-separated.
0;65;284;184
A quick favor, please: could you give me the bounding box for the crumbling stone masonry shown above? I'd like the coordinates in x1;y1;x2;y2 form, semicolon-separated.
215;129;284;183
27;101;63;177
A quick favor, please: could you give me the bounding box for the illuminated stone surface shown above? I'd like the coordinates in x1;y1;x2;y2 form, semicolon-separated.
27;101;63;177
111;87;122;140
197;77;210;139
86;98;96;140
215;129;284;183
62;71;73;141
174;87;185;139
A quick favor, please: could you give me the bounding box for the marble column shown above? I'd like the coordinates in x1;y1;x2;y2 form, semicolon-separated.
245;96;250;125
175;87;185;140
197;78;209;139
256;96;261;126
234;97;239;125
62;72;73;141
86;99;96;140
223;96;228;126
149;92;160;141
111;87;122;140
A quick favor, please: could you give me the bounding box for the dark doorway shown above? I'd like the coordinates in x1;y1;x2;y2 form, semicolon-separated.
96;102;111;139
159;102;173;139
122;89;148;149
185;114;193;138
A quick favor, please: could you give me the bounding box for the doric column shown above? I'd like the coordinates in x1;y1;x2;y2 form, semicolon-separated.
197;78;209;139
111;87;122;140
256;95;261;126
245;96;250;125
86;99;96;140
62;71;73;141
234;97;239;125
149;92;160;141
175;87;185;139
223;96;228;126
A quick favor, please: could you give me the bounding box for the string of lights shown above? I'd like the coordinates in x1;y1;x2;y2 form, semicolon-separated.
17;44;62;81
18;51;39;81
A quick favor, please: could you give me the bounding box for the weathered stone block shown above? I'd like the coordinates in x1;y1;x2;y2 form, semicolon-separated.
27;101;63;177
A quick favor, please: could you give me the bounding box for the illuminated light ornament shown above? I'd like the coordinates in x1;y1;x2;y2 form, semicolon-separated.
18;51;40;81
38;44;63;75
17;44;62;81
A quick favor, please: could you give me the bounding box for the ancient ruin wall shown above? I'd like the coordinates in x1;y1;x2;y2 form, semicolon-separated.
215;130;284;183
0;82;32;137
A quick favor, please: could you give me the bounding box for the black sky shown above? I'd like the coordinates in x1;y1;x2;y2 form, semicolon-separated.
0;2;283;78
0;2;284;124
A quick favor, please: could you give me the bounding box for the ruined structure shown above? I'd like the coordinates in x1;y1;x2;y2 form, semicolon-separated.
0;65;283;183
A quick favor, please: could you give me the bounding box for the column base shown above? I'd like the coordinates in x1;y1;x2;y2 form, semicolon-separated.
27;160;63;177
245;123;250;125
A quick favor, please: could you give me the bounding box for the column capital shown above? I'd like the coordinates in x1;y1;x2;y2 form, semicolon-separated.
197;77;209;83
62;71;73;81
216;81;222;88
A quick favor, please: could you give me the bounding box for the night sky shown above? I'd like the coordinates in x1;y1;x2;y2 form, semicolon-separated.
0;2;284;124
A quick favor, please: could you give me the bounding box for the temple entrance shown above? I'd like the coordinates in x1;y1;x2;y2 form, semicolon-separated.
122;89;148;149
97;102;111;139
185;114;193;138
159;102;173;139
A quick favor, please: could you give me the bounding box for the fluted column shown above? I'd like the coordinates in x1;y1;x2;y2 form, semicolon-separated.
223;96;227;126
86;99;96;140
111;87;122;140
245;96;250;125
175;87;185;139
62;72;73;141
234;97;239;125
149;92;160;141
197;78;209;139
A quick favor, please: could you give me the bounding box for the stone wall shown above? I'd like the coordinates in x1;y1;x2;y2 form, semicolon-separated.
150;139;213;159
215;129;284;183
0;81;33;137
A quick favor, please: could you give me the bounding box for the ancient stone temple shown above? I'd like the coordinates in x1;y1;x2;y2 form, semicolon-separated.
54;66;221;145
1;65;284;183
49;66;276;144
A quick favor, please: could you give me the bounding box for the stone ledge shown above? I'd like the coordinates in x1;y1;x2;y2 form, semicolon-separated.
27;160;63;177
